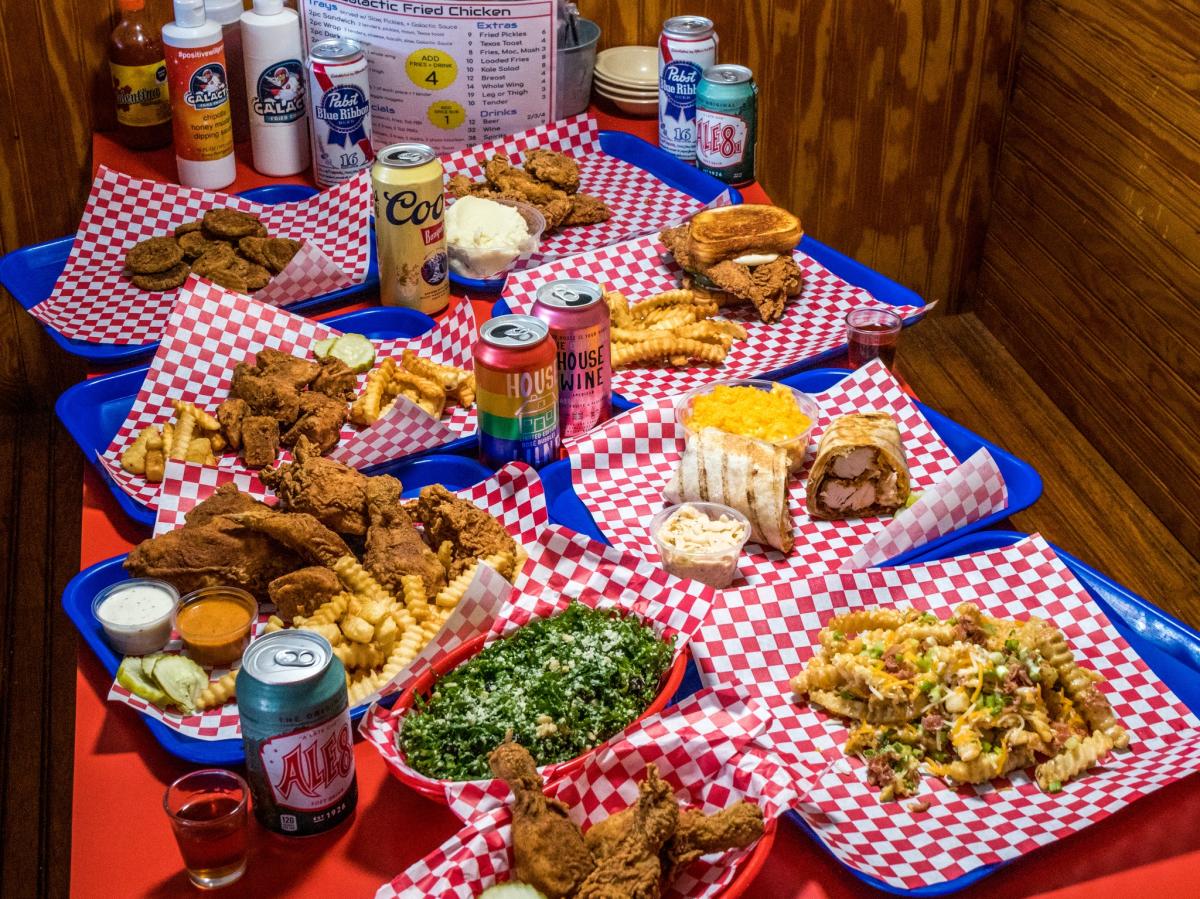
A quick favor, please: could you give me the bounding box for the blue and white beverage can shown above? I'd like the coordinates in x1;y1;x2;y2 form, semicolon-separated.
305;39;374;188
658;16;717;163
696;64;758;186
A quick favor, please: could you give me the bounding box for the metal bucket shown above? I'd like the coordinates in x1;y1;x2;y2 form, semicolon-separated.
555;18;601;120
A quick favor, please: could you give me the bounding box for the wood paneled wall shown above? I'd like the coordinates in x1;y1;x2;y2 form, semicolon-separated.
586;0;1023;310
974;0;1200;552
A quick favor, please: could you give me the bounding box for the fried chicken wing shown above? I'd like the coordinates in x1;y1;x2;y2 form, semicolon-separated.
227;509;353;566
524;148;581;194
413;483;516;577
260;438;371;536
268;566;341;624
364;476;446;596
281;391;347;454
489;742;594;899
666;803;764;878
576;766;679;899
564;193;611;227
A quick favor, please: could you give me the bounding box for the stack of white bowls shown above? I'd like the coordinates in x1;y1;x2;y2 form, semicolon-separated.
592;46;658;117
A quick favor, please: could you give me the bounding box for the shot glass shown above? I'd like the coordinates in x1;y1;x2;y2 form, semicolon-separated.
164;769;250;890
846;308;903;370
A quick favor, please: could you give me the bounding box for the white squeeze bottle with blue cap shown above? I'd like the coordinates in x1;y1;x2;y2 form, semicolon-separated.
162;0;236;189
240;0;310;176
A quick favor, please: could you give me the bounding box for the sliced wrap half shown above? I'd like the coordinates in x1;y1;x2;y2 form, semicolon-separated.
805;412;910;520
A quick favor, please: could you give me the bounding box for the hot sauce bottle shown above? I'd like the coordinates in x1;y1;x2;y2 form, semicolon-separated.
108;0;172;150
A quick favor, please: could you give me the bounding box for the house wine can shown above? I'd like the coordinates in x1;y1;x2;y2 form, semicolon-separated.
658;16;718;163
305;39;373;187
237;631;357;836
696;64;758;186
530;279;611;439
372;143;449;314
474;315;560;468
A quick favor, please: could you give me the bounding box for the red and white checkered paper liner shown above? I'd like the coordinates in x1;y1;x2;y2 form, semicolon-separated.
566;360;1008;589
99;279;476;513
377;688;794;899
690;534;1200;891
441;114;714;268
30;166;372;344
361;463;716;797
501;233;927;402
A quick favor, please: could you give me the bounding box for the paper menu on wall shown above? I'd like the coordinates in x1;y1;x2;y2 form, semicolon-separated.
299;0;557;153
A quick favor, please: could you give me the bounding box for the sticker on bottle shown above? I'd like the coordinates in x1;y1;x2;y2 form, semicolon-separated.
253;59;306;124
111;61;171;127
165;42;234;162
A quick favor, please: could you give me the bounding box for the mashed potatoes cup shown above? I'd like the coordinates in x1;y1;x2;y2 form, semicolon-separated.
446;196;545;280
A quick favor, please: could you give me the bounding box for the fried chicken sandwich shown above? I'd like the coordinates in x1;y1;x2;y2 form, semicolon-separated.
659;204;804;323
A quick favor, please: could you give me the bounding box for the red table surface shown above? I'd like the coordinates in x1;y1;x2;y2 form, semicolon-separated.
70;108;1200;898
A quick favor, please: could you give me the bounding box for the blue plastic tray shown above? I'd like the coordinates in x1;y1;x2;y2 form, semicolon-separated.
0;184;381;366
451;129;743;294
62;452;497;766
56;306;477;527
536;367;1043;565
784;529;1200;896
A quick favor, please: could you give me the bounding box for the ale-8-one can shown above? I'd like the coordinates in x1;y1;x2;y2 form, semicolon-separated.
658;16;718;163
475;315;559;468
531;279;611;439
237;631;357;836
373;143;449;314
696;64;758;186
306;39;374;188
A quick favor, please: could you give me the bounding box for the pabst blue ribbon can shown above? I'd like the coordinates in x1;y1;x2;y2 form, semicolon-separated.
305;39;373;187
531;279;611;439
696;64;758;186
658;16;718;163
474;315;560;468
373;143;450;314
237;631;357;836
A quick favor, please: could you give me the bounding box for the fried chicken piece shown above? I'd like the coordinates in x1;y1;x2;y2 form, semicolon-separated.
658;225;697;272
413;483;516;577
227;509;353;567
540;194;573;231
363;476;446;596
310;357;358;401
666;803;764;879
253;347;320;390
564;193;611;227
267;566;341;624
281;391;347;454
576;765;679;899
486;153;571;206
489;742;594;899
705;256;803;323
125;510;303;600
183;482;269;528
260;437;371;536
524;148;581;193
447;173;483;198
230;362;300;425
216;397;248;451
241;415;280;469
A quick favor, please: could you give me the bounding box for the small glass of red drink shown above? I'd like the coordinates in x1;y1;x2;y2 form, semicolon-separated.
163;769;250;889
846;308;903;370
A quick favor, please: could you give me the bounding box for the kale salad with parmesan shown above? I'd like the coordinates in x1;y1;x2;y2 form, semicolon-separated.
399;602;675;780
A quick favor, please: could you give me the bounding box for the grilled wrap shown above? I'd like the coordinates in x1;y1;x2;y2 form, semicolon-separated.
806;412;910;520
664;427;793;552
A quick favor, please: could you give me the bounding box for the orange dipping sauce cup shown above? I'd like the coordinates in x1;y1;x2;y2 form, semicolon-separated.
173;587;258;667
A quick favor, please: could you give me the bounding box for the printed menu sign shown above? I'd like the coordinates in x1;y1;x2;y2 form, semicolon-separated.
299;0;556;152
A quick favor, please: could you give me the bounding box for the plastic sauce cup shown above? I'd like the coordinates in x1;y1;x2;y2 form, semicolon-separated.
173;587;258;667
650;502;751;589
447;197;546;279
92;579;180;655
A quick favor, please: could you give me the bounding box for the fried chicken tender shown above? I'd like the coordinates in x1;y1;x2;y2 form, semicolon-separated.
489;742;594;899
413;484;516;577
260;437;371;536
216;397;248;450
281;391;347;454
564;193;612;226
227;509;353;567
487;153;570;205
523;148;581;193
658;225;697;272
253;347;321;390
363;476;446;597
665;803;764;878
126;494;303;600
268;566;341;624
705;256;803;324
183;482;269;527
576;766;679;899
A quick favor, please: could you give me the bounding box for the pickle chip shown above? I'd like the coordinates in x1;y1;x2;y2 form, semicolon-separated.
116;656;168;707
325;333;375;373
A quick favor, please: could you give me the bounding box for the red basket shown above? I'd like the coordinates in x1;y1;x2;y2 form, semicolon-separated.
388;631;690;800
720;815;777;898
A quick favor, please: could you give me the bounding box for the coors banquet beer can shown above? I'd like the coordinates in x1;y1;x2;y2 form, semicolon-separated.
237;631;357;836
696;64;758;186
306;39;373;188
531;279;611;439
658;16;718;163
373;143;449;314
474;315;560;468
